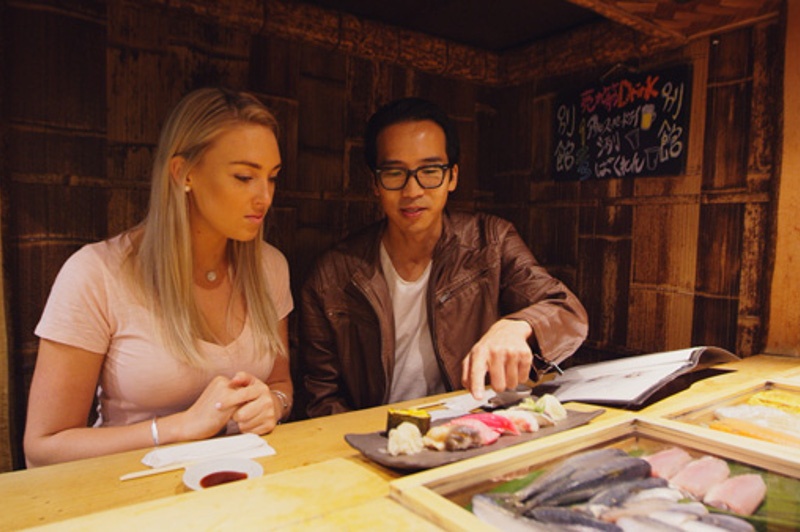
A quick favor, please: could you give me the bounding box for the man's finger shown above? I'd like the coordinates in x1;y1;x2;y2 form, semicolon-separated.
487;351;507;394
468;349;489;399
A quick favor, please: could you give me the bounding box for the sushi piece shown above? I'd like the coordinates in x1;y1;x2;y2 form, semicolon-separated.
703;474;766;516
447;417;501;445
669;456;730;499
535;394;568;421
386;422;424;456
422;423;486;451
511;396;563;427
386;408;431;434
459;412;521;435
494;409;540;433
643;447;694;480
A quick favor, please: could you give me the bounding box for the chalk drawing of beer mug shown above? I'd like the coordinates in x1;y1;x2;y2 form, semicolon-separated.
641;104;656;131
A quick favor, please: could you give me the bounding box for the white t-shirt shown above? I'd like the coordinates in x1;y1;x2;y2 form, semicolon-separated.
35;233;293;427
381;244;446;403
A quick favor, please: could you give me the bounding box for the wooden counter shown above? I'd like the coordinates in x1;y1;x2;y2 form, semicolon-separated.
0;391;619;530
2;354;797;530
29;458;440;531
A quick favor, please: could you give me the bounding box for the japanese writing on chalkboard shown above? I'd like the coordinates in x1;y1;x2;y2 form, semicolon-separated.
552;64;692;181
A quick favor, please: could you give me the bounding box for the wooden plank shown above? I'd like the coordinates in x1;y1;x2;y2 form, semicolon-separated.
632;203;699;289
691;294;739;353
627;288;695;352
6;5;106;130
279;497;443;531
695;203;743;296
703;85;751;191
28;458;392;531
566;0;687;43
578;236;631;348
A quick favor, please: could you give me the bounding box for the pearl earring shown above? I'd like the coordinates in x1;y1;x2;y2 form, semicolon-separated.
185;184;191;193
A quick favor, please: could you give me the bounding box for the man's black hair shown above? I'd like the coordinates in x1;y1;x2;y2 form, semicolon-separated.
363;97;460;172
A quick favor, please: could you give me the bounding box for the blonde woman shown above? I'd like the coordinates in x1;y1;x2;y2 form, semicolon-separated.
24;88;293;466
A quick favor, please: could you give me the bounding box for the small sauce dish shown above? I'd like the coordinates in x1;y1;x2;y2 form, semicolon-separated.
182;457;264;491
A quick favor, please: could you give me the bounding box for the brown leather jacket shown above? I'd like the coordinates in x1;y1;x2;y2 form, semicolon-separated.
299;211;588;418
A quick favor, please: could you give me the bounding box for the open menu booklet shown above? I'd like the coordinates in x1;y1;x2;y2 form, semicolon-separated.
537;346;739;408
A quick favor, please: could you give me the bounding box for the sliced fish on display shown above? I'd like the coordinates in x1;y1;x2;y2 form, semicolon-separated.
669;456;730;499
512;448;629;505
587;476;669;509
702;474;766;516
527;506;623;531
643;446;694;480
520;455;652;509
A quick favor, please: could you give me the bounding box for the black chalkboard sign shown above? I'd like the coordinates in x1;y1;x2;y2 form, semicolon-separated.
552;64;692;181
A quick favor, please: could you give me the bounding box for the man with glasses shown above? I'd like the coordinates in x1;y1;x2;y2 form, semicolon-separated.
299;97;588;418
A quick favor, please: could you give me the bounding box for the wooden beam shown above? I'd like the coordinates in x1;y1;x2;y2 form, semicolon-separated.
565;0;688;44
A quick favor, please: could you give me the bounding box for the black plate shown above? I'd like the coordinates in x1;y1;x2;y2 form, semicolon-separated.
345;408;604;471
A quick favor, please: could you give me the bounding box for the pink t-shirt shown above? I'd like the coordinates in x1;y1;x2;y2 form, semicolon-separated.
35;233;293;427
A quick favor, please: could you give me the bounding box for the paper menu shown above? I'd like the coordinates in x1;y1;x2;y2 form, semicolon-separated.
544;346;738;407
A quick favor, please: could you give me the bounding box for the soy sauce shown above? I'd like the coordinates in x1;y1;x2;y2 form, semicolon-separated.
200;470;248;488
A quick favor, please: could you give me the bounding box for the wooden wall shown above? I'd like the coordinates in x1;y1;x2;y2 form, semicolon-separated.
0;0;785;470
767;0;800;355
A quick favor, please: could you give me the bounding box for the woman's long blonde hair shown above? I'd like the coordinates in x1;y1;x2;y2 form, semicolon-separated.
131;87;284;367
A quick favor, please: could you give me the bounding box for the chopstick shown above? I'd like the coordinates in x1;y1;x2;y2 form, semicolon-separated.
409;399;446;410
119;462;191;481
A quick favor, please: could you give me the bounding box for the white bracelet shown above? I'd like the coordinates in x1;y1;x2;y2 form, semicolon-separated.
150;416;160;447
273;390;290;418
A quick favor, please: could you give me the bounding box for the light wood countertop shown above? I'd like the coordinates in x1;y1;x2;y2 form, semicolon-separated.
2;353;796;530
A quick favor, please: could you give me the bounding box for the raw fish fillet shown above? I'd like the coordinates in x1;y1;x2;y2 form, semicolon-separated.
669;455;730;499
643;447;693;480
460;412;521;435
703;474;766;516
447;418;500;445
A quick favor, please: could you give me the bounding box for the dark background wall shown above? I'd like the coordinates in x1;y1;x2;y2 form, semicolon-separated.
0;0;784;469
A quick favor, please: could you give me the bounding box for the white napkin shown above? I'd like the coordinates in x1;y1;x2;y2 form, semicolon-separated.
142;433;276;468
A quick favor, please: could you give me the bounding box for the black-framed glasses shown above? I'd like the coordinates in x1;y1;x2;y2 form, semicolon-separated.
374;164;451;190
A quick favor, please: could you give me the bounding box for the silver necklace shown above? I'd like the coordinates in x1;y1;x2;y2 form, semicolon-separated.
205;270;218;282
